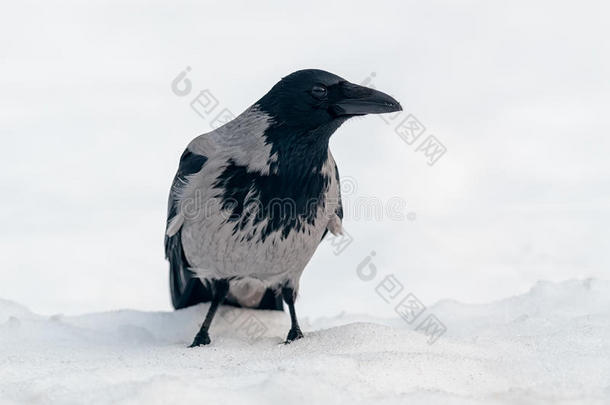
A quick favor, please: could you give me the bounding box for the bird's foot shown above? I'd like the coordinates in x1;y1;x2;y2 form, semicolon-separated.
189;331;211;347
284;327;304;344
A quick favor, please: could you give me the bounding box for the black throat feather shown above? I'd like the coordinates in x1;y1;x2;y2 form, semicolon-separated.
213;119;346;241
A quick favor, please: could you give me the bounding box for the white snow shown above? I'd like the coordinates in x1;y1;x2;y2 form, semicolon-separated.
1;279;609;405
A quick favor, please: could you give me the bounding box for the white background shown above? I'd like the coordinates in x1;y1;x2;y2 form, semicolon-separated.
1;0;609;319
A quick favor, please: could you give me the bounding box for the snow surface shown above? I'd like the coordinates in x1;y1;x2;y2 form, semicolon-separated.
1;279;609;405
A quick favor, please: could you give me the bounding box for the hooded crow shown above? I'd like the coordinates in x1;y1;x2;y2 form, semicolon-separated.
165;69;401;346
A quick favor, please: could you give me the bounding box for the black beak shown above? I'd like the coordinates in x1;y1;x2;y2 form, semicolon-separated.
330;82;402;117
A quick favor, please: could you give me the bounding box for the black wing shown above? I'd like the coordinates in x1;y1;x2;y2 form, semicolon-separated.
165;149;211;309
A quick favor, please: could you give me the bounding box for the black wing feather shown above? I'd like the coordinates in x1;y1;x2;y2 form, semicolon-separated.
165;148;209;309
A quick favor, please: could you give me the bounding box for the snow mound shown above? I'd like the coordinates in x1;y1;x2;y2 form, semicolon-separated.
1;279;609;404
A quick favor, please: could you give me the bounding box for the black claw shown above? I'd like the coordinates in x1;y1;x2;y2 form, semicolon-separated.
189;331;211;347
285;327;304;344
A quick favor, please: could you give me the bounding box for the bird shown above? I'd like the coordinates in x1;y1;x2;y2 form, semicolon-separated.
165;69;401;346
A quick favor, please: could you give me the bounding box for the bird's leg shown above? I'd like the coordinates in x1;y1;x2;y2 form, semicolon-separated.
282;286;304;343
189;279;230;347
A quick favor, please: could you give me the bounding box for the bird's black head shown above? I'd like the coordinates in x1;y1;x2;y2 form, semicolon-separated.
256;69;402;133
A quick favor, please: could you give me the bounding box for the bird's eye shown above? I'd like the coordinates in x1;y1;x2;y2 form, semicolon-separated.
311;85;327;99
